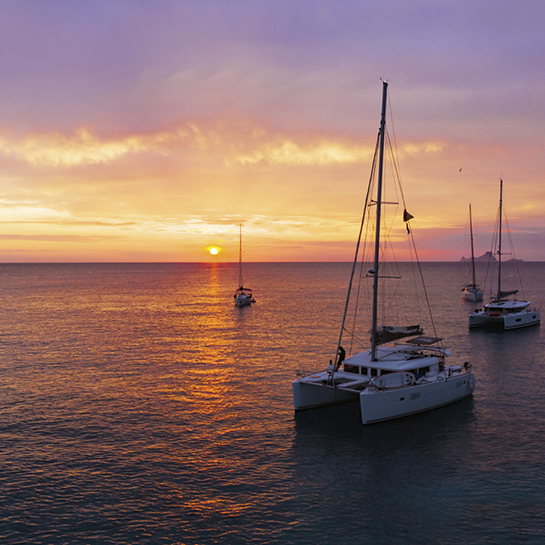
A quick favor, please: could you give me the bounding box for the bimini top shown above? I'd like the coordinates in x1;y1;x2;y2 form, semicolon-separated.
485;299;530;311
344;344;450;372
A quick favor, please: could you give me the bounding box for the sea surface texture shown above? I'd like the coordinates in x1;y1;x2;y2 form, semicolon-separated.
1;262;544;544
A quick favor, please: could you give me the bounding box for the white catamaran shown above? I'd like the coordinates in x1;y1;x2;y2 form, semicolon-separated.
468;180;540;329
234;224;255;307
292;82;475;424
462;204;483;302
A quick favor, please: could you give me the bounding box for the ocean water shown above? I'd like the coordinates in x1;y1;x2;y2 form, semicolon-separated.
1;262;544;545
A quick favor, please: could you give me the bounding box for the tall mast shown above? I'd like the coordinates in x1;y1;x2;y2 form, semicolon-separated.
370;80;388;361
239;223;243;289
469;204;476;287
497;179;503;301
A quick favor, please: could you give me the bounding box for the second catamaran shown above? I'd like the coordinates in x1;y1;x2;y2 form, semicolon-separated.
468;180;540;329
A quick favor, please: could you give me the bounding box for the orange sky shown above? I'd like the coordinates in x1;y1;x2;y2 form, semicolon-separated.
0;2;544;262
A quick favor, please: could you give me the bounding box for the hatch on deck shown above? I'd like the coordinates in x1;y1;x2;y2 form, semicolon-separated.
406;336;442;346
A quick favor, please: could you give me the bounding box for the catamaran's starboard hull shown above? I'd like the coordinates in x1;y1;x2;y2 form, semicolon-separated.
469;310;540;329
359;372;475;424
292;379;360;410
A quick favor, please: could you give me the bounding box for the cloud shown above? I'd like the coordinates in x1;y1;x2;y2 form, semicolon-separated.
0;122;363;167
0;127;179;166
0;219;138;227
0;119;452;170
0;234;124;243
230;139;374;166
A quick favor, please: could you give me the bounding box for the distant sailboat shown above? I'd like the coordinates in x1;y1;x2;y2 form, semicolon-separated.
468;180;540;329
233;224;255;306
462;204;483;302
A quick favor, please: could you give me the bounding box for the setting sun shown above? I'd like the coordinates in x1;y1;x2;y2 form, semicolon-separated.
209;247;219;255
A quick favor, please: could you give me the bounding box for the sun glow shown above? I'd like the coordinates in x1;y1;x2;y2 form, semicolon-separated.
209;247;219;255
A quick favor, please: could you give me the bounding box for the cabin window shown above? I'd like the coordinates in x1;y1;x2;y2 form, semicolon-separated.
371;368;378;377
418;366;430;375
360;367;368;376
344;364;359;374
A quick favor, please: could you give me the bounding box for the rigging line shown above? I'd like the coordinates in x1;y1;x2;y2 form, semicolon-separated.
385;127;424;323
349;182;378;355
386;88;401;181
386;130;407;212
503;211;526;300
385;118;436;338
384;96;408;219
375;133;404;322
333;129;381;370
348;237;370;356
398;211;425;324
408;227;442;349
482;205;501;301
344;328;368;350
348;134;380;356
487;202;502;300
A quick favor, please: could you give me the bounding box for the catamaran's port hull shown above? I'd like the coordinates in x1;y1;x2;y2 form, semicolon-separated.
292;380;360;410
359;373;475;424
469;311;540;330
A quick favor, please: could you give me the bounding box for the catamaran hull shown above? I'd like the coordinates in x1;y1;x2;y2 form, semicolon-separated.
359;373;475;424
292;380;359;410
469;310;540;329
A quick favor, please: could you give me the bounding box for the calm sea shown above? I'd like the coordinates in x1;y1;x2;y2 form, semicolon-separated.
1;262;544;545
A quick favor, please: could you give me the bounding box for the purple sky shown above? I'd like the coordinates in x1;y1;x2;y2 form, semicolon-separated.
0;1;544;261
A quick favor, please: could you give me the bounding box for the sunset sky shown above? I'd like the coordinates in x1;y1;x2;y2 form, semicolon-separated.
0;0;544;262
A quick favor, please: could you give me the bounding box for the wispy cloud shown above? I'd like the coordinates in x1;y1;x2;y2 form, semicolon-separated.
230;139;373;165
0;127;174;166
0;121;449;169
0;234;124;243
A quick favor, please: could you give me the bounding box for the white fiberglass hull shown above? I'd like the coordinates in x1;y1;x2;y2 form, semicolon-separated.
235;295;252;306
360;372;475;424
292;375;360;410
469;308;540;329
462;288;483;302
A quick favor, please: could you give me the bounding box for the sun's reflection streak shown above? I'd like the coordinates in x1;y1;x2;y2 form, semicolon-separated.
157;265;268;518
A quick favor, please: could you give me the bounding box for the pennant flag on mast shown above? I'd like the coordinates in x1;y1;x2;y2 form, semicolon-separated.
403;209;414;233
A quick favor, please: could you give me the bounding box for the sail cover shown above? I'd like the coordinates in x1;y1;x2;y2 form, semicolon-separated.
498;289;518;299
374;324;423;345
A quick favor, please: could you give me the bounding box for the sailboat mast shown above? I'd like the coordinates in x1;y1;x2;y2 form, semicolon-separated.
239;224;243;289
370;81;388;361
497;179;503;301
469;204;476;287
